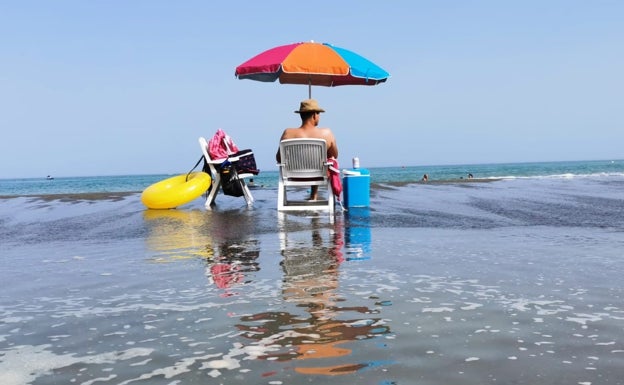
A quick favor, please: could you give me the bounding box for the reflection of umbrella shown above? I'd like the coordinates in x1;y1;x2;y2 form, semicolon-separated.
235;41;389;98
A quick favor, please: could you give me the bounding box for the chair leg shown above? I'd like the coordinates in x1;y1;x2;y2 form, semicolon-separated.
277;179;286;211
205;174;220;209
328;191;335;214
242;182;254;206
328;190;335;223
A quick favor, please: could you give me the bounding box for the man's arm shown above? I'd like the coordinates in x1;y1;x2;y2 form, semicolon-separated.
326;130;338;159
276;129;289;162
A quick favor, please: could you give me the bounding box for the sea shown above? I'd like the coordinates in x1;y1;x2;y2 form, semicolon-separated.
1;159;624;385
2;159;623;196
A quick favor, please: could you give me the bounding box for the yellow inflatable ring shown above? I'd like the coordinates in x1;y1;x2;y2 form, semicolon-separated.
141;172;211;209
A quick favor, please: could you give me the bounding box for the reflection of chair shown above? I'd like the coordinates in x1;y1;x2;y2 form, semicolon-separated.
198;137;254;209
277;138;334;213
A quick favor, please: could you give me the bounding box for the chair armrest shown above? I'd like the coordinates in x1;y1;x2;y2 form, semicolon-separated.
207;157;227;164
228;150;253;163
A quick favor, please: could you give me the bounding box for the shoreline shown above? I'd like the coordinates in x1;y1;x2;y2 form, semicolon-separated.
416;177;502;184
0;191;140;202
0;179;506;200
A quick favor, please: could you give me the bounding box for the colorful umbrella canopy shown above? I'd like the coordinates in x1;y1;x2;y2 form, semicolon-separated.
235;41;390;97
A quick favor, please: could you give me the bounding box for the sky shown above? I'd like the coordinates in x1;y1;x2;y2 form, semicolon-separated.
1;1;623;178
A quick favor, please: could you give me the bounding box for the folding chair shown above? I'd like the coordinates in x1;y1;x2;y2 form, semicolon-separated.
277;138;335;213
198;137;255;209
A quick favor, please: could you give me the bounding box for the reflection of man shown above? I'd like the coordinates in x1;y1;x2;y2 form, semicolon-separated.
276;99;339;200
281;217;344;308
274;259;387;375
281;243;340;319
240;216;389;375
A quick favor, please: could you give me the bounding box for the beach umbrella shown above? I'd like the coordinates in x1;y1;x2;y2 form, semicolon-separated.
235;41;390;98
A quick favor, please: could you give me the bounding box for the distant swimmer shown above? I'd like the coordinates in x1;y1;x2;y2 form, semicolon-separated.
247;178;263;189
421;174;429;182
468;173;473;179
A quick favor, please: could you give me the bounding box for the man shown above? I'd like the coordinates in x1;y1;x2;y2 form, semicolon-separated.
276;99;339;200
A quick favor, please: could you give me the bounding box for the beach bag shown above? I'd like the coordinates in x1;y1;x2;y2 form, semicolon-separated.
220;162;245;197
232;149;260;175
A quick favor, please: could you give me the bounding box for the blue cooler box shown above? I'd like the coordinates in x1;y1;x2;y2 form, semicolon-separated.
343;169;370;207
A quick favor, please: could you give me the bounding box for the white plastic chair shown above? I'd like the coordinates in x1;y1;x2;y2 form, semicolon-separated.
198;137;254;209
277;138;334;213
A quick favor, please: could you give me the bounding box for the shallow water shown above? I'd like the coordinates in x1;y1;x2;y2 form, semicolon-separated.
1;177;624;384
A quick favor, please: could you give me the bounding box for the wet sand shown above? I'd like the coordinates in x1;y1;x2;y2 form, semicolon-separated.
0;191;139;202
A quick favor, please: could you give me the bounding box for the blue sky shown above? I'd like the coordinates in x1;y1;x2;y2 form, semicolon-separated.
1;1;622;178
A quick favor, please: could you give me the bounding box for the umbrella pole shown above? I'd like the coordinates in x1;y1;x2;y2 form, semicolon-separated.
308;77;311;98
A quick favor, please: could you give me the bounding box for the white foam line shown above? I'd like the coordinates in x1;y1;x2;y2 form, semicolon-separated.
422;307;454;313
117;353;223;384
82;374;117;385
0;345;153;385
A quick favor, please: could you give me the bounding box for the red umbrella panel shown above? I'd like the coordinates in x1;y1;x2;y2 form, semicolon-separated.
235;41;390;97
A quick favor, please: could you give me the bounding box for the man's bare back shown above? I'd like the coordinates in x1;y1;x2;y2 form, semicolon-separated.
276;126;338;160
276;99;338;162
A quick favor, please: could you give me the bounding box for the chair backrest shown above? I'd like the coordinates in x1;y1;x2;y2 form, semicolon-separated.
199;137;211;161
279;138;328;181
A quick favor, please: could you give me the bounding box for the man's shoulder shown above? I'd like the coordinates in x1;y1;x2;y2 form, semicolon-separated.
281;128;304;139
282;127;334;140
317;127;335;140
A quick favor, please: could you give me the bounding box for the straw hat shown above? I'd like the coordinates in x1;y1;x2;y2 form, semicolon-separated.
294;99;325;113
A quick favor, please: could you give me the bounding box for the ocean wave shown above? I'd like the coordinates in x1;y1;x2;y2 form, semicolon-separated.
495;171;624;180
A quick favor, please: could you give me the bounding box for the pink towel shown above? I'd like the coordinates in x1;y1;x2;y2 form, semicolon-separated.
210;263;242;289
327;158;342;199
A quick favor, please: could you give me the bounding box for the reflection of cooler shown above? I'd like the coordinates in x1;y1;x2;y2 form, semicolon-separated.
342;169;370;207
345;207;371;260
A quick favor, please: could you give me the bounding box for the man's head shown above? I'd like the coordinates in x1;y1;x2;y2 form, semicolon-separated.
295;99;325;121
294;99;325;114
